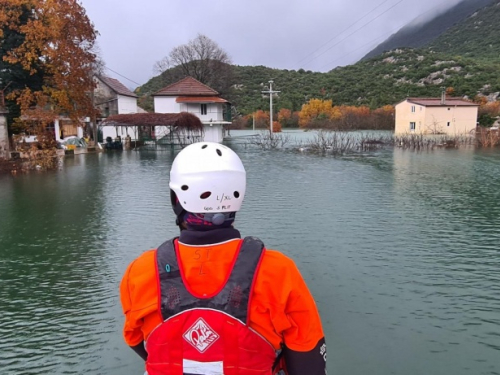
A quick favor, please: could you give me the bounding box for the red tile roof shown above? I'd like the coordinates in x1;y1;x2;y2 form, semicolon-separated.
406;98;478;107
154;76;219;96
98;76;137;98
176;96;228;103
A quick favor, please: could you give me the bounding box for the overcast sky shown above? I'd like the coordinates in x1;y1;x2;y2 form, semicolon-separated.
79;0;464;89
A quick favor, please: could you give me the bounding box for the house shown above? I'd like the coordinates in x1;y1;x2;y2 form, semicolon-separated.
49;76;139;142
153;77;231;143
95;75;139;142
395;93;479;135
95;75;138;117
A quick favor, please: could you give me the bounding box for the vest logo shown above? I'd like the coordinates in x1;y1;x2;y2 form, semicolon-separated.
183;318;220;353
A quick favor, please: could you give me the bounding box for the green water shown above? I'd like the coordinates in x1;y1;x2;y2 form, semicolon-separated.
0;130;499;375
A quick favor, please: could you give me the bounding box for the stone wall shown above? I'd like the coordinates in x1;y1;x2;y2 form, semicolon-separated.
0;111;10;160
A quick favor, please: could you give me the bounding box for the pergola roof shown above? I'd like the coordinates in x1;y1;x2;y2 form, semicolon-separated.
101;112;203;129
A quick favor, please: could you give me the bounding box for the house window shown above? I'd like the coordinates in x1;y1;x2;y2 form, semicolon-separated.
447;122;450;127
410;122;416;131
201;104;207;115
411;106;416;113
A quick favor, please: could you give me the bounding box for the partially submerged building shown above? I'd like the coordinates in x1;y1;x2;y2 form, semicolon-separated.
395;93;479;135
153;77;231;143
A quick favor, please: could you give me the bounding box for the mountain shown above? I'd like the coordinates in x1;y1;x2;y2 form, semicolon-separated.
363;0;495;60
136;0;500;116
428;0;500;58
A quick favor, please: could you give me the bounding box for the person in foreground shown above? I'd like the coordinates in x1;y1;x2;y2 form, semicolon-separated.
120;142;326;375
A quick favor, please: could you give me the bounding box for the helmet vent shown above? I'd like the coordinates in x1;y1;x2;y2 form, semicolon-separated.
200;192;212;199
202;144;208;149
234;191;240;198
216;149;222;156
181;185;189;191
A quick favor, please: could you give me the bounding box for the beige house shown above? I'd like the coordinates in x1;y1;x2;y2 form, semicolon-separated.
395;94;479;135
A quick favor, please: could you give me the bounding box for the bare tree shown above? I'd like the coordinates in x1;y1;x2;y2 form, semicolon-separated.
154;34;234;95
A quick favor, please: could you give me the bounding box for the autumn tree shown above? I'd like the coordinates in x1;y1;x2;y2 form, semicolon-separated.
154;34;234;96
298;99;338;128
250;110;270;129
0;0;98;134
372;105;395;130
0;2;45;132
278;108;299;128
335;105;371;130
478;100;500;127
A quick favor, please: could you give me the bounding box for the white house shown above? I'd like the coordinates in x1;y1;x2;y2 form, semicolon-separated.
95;75;140;142
395;93;479;135
153;77;231;143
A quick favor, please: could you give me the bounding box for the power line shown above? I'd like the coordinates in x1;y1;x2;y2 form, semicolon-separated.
318;21;408;71
104;66;142;87
297;0;394;65
301;0;407;69
303;0;458;72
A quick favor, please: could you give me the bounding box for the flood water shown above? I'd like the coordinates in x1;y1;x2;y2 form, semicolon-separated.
0;130;499;375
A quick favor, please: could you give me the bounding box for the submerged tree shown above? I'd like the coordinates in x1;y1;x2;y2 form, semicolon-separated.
0;0;98;132
154;34;234;96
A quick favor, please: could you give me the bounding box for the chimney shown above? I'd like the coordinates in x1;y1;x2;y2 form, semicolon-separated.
441;87;446;105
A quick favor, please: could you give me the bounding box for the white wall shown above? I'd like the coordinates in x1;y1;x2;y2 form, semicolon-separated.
179;103;224;122
117;95;138;114
102;126;139;141
156;98;225;122
154;97;179;113
0;113;9;159
203;124;224;143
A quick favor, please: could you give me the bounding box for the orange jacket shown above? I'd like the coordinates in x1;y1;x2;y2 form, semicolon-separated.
120;238;324;353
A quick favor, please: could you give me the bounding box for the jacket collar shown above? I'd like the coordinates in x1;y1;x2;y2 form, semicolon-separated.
178;227;241;245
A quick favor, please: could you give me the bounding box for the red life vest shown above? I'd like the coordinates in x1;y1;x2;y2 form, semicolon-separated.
146;237;279;375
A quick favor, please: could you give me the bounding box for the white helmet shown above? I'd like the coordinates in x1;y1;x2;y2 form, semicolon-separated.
169;142;246;215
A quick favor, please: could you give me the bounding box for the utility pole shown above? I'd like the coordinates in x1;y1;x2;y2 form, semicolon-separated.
261;80;280;134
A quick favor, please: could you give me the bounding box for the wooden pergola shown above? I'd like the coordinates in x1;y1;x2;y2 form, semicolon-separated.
100;112;204;146
102;112;203;129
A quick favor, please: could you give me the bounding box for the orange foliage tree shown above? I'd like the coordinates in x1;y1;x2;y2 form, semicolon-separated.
372;105;395;130
278;108;299;128
272;121;282;133
298;99;338;128
478;100;500;127
250;110;270;129
1;0;98;130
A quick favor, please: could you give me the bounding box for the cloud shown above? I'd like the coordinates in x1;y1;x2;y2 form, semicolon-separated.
79;0;467;88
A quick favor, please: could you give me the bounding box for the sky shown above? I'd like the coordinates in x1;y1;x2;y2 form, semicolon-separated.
78;0;464;90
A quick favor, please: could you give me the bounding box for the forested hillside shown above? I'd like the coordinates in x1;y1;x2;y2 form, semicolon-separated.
362;0;494;59
428;0;500;58
136;0;500;116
